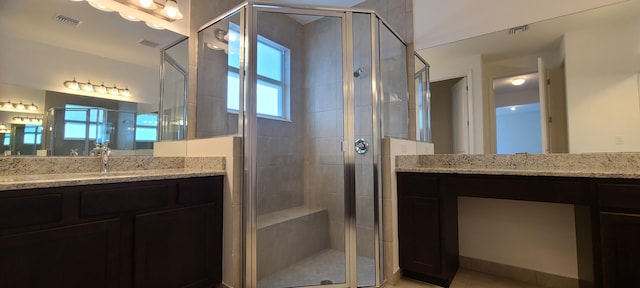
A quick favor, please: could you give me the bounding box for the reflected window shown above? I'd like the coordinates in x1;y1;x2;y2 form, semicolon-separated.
136;113;158;142
227;24;290;120
63;104;105;141
3;134;9;146
23;125;42;145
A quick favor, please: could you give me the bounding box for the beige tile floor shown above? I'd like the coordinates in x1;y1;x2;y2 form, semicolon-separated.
384;269;545;288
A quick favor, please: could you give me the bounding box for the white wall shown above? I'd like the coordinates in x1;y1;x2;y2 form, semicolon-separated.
0;34;159;105
495;104;542;154
424;53;485;153
564;15;640;152
413;0;627;50
458;197;578;278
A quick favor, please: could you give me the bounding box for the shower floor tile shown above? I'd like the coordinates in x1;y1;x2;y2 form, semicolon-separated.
257;249;375;288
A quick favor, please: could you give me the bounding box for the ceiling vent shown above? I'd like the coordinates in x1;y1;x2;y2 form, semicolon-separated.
55;15;82;27
138;39;160;48
508;25;529;35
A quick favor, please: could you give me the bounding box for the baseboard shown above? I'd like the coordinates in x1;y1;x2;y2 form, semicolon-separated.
218;282;233;288
460;256;579;288
388;267;402;285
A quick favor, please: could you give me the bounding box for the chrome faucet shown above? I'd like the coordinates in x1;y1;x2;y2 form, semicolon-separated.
90;142;102;157
101;141;111;173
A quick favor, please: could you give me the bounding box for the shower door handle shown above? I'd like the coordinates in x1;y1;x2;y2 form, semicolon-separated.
354;138;369;155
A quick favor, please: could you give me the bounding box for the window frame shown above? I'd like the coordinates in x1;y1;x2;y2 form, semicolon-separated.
227;24;291;121
63;104;106;141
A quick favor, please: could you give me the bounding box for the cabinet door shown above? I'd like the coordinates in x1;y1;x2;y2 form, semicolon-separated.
398;197;441;276
134;204;220;288
600;212;640;287
0;219;121;288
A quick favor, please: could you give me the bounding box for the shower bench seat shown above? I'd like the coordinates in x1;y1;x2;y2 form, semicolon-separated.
257;206;330;280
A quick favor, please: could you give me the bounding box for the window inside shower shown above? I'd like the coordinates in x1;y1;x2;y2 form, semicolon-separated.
226;24;291;121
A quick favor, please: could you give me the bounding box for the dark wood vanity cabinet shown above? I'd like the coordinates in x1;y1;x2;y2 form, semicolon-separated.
397;173;458;287
0;176;223;288
597;182;640;287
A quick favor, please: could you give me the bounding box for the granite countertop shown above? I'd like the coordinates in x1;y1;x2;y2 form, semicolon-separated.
396;153;640;179
0;156;226;191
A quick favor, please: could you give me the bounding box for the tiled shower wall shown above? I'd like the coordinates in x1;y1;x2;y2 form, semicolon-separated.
255;12;306;215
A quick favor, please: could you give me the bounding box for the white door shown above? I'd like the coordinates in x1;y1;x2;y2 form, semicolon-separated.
452;77;469;154
538;58;550;154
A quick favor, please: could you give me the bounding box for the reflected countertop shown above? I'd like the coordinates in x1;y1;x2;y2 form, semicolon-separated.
395;153;640;179
0;156;226;191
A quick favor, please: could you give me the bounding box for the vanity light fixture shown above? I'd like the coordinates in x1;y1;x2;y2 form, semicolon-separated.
74;0;183;30
511;78;526;86
64;78;133;97
12;116;43;124
161;0;183;20
0;100;38;112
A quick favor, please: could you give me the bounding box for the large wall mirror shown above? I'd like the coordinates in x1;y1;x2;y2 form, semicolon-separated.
0;0;187;156
419;0;640;154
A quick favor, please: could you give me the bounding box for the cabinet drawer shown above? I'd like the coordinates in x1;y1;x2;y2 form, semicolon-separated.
177;177;222;205
450;175;586;204
81;184;169;217
598;183;640;211
0;194;62;229
397;173;438;198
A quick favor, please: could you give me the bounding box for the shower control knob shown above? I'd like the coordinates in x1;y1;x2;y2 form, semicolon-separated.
354;138;369;155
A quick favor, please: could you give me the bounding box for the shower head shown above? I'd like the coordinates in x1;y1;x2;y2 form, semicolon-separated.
354;67;365;78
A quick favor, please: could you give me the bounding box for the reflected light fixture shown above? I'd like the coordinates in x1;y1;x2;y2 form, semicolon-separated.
64;78;133;97
87;0;113;12
1;100;38;112
511;78;526;86
12;116;43;124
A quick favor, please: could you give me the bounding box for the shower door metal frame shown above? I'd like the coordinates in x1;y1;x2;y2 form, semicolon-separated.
240;3;411;287
159;36;189;141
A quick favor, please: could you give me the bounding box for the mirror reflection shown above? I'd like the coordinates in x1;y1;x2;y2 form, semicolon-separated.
0;0;187;156
419;0;640;154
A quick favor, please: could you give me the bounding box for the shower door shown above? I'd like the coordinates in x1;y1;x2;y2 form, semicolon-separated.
247;7;380;288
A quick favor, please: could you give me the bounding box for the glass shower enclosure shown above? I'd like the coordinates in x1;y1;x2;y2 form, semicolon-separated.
197;2;410;287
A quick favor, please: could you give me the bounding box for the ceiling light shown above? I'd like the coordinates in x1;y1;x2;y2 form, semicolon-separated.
510;107;517;111
161;0;183;20
511;78;525;86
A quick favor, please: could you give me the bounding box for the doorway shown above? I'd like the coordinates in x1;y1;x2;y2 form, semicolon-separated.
493;72;542;154
430;77;470;154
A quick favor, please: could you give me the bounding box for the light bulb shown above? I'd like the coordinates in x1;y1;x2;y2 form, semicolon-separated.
121;87;132;97
82;81;95;92
161;0;183;20
138;0;158;9
28;103;38;111
3;101;14;109
64;78;80;90
109;86;120;96
511;78;525;86
96;83;108;94
15;102;25;110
